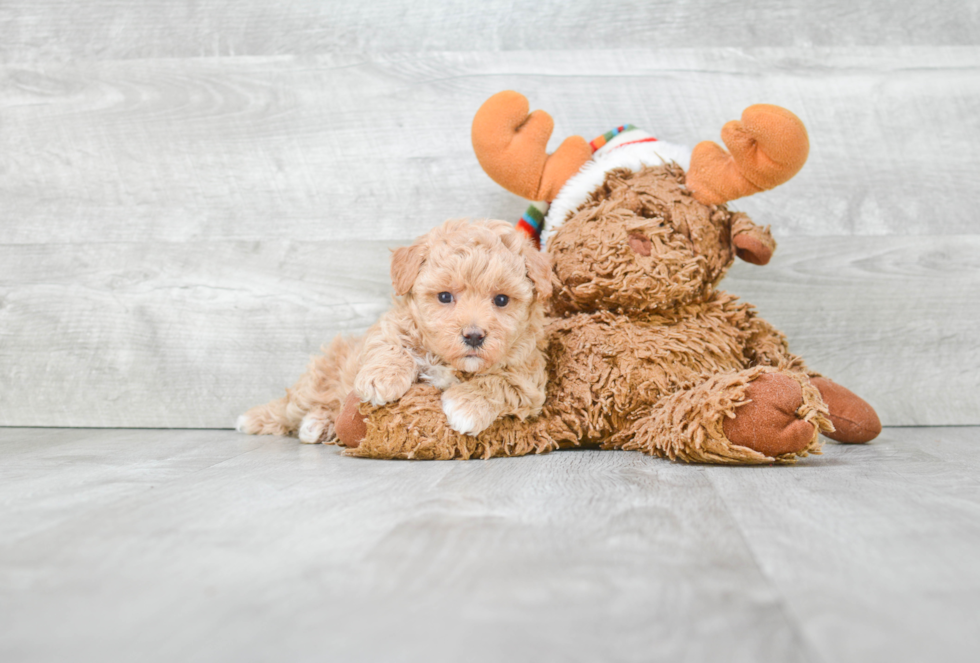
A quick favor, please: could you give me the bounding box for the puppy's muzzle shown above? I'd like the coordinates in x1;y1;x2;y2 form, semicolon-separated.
462;327;486;349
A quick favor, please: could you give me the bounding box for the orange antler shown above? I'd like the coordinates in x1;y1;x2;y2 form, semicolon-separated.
471;91;591;202
686;104;809;205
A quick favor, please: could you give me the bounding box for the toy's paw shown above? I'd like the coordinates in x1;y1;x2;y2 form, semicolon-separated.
810;377;881;443
336;392;368;448
441;388;498;437
353;365;414;406
298;410;335;444
723;373;815;457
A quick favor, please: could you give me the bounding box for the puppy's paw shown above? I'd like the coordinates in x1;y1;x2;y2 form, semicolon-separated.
235;414;255;434
354;366;415;406
235;404;294;436
417;357;460;390
298;412;335;444
441;389;498;437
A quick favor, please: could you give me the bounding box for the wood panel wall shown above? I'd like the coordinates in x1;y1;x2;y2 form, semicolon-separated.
1;2;977;427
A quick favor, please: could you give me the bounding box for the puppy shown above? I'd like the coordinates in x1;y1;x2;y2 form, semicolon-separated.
236;219;552;443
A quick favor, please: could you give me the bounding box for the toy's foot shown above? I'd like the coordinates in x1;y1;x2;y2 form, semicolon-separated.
336;392;367;448
810;377;881;443
723;373;815;457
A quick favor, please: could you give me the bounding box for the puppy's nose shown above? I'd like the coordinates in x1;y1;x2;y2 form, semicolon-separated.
462;328;486;348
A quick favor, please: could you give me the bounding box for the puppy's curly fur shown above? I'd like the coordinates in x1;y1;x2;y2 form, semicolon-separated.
237;219;552;443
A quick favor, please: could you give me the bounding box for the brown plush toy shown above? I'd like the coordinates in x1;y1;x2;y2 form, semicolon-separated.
335;91;881;464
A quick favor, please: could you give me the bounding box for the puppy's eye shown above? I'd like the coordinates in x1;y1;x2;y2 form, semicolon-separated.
437;292;453;304
493;294;509;307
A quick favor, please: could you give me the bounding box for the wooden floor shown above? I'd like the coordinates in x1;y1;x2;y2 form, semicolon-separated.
2;427;978;663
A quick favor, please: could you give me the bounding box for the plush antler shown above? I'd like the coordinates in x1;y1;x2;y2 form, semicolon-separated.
471;91;592;202
686;104;809;206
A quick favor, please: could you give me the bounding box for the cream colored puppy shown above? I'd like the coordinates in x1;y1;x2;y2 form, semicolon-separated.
237;219;552;442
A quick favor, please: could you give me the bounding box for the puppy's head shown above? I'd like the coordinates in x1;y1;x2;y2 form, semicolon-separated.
391;219;551;374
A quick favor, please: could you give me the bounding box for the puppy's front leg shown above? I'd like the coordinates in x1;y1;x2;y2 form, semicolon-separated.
353;344;417;406
441;373;545;437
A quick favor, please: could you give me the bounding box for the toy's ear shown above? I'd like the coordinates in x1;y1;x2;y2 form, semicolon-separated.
733;232;773;266
390;240;427;296
687;104;809;205
730;212;776;266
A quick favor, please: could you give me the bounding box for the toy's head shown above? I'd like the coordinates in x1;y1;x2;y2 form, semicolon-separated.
547;164;744;315
471;91;808;315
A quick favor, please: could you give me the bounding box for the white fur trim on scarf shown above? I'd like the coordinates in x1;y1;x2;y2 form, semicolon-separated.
541;139;692;247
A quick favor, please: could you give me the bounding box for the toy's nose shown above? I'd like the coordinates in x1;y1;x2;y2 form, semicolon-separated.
462;328;486;348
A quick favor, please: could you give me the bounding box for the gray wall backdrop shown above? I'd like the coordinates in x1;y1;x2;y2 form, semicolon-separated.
1;1;978;428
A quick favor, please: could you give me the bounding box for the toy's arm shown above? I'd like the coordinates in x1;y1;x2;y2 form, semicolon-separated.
730;212;777;265
338;385;556;460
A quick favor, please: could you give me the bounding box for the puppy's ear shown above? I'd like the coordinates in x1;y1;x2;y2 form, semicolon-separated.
486;220;553;299
522;244;553;300
390;241;427;296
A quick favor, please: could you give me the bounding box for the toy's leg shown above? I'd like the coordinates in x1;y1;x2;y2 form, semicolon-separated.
809;378;881;443
740;314;881;444
742;315;808;372
614;367;832;464
338;385;557;460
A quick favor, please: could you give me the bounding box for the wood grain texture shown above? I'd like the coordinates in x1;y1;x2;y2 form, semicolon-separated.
1;236;976;428
726;235;980;426
2;3;978;430
0;240;393;427
1;0;978;63
1;426;978;662
706;428;980;663
3;48;979;244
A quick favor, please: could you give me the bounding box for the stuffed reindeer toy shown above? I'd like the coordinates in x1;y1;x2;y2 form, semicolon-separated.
333;91;881;464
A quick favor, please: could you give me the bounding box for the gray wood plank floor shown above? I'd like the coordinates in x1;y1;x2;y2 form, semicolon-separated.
2;426;979;663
